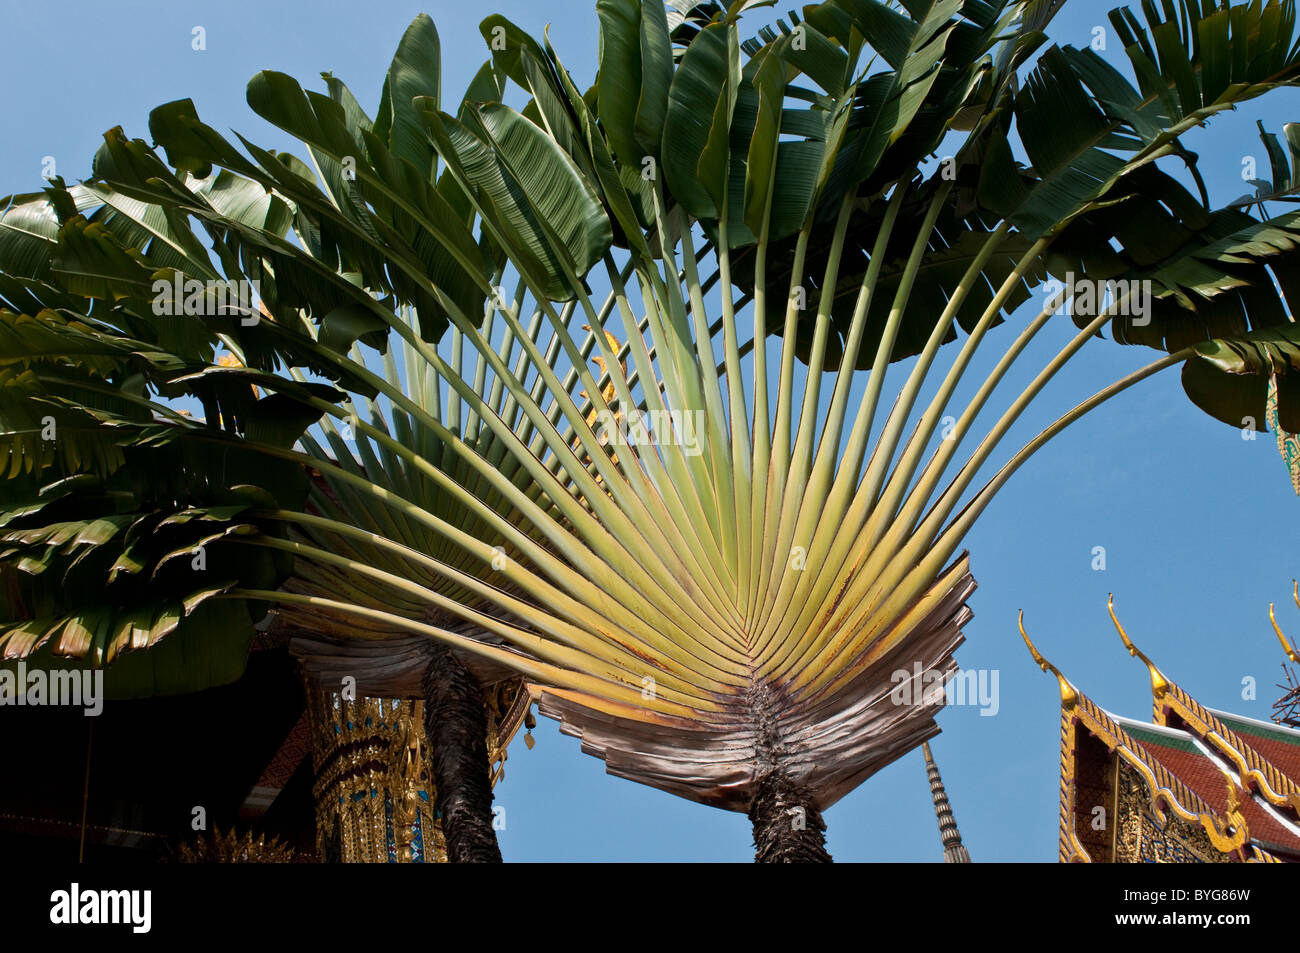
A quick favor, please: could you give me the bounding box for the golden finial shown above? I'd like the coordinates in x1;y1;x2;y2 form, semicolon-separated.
1019;610;1079;708
1269;599;1300;664
1108;594;1170;699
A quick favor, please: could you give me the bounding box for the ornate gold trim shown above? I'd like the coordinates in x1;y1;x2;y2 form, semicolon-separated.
1113;598;1300;814
1114;762;1232;863
1023;613;1250;862
1202;778;1249;854
1021;612;1092;861
1059;707;1092;863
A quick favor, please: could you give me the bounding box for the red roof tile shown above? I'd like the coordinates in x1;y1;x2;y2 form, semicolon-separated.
1134;734;1300;855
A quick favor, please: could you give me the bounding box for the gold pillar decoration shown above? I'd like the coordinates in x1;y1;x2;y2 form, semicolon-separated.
308;678;527;863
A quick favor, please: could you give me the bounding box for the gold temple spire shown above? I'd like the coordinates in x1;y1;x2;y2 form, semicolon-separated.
921;741;970;863
1108;594;1171;702
1272;583;1300;731
1269;585;1300;664
1019;611;1079;708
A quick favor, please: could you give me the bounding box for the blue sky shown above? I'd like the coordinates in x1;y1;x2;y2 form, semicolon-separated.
5;0;1300;861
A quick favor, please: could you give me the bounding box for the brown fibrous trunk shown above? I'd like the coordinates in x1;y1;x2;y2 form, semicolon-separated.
749;769;832;863
745;680;833;863
421;644;502;863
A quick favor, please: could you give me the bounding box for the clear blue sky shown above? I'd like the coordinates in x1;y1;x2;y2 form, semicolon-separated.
5;0;1299;861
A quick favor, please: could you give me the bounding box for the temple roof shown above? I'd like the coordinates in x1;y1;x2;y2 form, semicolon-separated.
1020;598;1300;863
1207;709;1300;786
1109;595;1300;817
1109;715;1300;858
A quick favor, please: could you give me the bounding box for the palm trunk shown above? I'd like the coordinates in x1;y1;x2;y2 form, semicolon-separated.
748;682;833;862
748;769;833;863
421;644;502;863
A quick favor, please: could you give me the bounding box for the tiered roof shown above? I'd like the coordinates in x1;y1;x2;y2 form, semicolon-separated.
1021;596;1300;863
